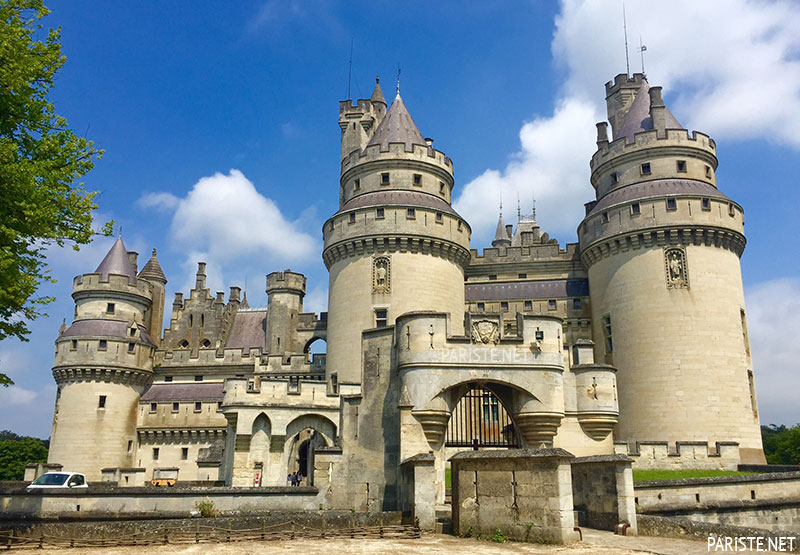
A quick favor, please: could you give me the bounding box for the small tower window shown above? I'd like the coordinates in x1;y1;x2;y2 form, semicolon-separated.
172;402;179;412
435;212;443;223
164;376;173;382
666;198;677;211
728;203;736;216
406;208;415;219
601;211;609;223
195;375;203;382
631;202;640;215
413;174;421;185
106;303;115;313
71;340;78;350
548;299;557;310
611;171;619;184
189;314;193;327
150;402;157;413
179;340;189;348
152;448;159;460
200;314;204;327
477;302;485;311
128;342;135;353
98;339;107;351
488;275;497;281
181;447;189;460
439;181;446;194
524;300;532;310
573;298;582;310
676;160;687;172
640;163;651;175
348;212;356;224
519;273;528;279
201;339;211;348
535;330;544;341
381;172;390;184
457;220;463;231
602;314;613;354
375;309;388;328
376;208;384;219
98;395;106;408
701;198;711;211
130;328;136;337
500;302;509;311
705;165;712;178
353;178;361;191
194;402;202;412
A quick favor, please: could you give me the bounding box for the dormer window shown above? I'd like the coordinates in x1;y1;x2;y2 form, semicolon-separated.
130;328;136;337
381;173;390;184
413;174;421;185
640;163;651;175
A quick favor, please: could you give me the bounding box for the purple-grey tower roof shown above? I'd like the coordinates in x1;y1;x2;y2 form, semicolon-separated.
615;80;683;142
95;237;137;284
138;248;167;283
366;94;426;152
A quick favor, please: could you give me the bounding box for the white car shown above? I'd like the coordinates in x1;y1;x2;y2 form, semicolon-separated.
27;472;88;489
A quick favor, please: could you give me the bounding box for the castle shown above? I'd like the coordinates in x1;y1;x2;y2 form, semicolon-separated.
45;73;765;510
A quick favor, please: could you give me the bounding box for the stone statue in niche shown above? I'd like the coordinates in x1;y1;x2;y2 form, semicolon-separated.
664;247;689;288
472;320;499;345
372;256;390;293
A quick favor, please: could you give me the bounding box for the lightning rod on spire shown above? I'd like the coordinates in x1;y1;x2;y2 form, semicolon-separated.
623;3;630;76
396;66;401;96
639;36;647;75
517;194;521;223
346;38;353;99
532;189;536;222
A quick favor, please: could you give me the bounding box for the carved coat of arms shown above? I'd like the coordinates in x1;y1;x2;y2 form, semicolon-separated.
471;319;499;345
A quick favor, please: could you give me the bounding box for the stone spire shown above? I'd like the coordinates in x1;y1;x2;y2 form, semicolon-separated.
138;248;167;283
241;290;250;309
370;77;386;106
365;93;426;152
95;237;137;284
491;212;511;248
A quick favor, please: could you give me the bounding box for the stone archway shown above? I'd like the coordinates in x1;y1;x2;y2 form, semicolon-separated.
249;413;271;487
282;414;336;486
445;383;521;450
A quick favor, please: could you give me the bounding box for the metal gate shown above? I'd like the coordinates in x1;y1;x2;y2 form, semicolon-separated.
445;384;519;448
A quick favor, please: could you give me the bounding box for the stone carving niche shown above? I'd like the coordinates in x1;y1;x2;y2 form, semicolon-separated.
664;247;689;289
372;256;391;293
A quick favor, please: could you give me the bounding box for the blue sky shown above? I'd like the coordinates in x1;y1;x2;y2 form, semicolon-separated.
2;0;799;437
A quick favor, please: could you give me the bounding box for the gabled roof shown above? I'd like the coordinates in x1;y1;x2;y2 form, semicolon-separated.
365;94;426;152
95;237;137;284
138;248;167;283
615;81;683;142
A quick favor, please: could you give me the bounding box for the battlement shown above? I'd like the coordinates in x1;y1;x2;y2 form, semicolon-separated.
605;72;646;96
159;345;261;366
73;272;153;301
266;270;306;295
592;128;716;169
614;441;741;470
338;98;378;117
341;141;453;175
469;241;579;265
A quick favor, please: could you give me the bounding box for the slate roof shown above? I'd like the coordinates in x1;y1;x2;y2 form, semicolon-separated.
370;78;386;105
615;81;683;142
492;214;511;246
365;94;426;152
138;249;167;283
465;279;589;301
589;179;731;216
140;382;225;402
337;190;461;218
224;310;266;354
60;319;156;346
95;237;137;284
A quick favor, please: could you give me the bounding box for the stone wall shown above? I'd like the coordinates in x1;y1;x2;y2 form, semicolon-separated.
635;472;800;533
614;441;741;470
571;454;637;533
450;449;578;544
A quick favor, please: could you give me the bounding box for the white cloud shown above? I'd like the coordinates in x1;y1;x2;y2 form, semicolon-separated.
746;278;800;426
303;286;328;316
0;385;38;407
138;192;180;212
457;0;800;245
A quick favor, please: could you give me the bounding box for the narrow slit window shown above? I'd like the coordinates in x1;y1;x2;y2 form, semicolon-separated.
98;395;106;408
601;211;609;223
153;448;159;460
354;178;360;190
611;171;619;183
439;181;446;194
602;314;613;354
181;447;189;460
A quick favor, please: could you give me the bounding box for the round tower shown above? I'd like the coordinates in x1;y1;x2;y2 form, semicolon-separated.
48;238;157;479
265;269;306;355
324;83;471;384
578;74;764;463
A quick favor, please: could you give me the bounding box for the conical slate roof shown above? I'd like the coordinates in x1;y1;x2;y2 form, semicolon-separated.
616;81;683;141
370;78;386;105
95;237;137;284
138;248;167;283
491;213;511;247
366;94;426;152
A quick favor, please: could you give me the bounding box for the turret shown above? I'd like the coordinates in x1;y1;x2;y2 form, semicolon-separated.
324;90;471;384
138;248;168;346
491;211;512;248
578;74;764;464
48;238;156;480
265;270;306;355
339;78;387;162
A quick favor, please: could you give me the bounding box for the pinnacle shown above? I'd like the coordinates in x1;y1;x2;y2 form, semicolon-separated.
138;248;167;283
370;77;386;105
95;237;137;284
365;94;425;152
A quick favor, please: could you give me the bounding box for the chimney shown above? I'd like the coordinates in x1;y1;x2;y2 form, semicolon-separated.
215;291;225;305
229;286;241;305
173;292;184;310
649;86;666;137
505;224;513;238
195;262;207;289
596;122;609;148
127;251;138;273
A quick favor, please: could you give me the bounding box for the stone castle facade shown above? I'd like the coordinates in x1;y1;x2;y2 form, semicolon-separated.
46;73;765;508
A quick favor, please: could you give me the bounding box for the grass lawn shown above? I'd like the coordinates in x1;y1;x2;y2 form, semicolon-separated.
633;469;756;482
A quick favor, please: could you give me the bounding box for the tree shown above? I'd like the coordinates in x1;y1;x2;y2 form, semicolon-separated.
0;434;48;480
761;424;800;465
0;0;110;385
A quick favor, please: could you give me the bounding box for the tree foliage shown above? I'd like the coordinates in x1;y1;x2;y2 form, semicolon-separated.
761;424;800;465
0;431;48;480
0;0;109;379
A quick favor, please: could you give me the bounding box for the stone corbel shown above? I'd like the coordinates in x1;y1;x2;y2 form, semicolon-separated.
411;409;450;449
514;412;563;448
